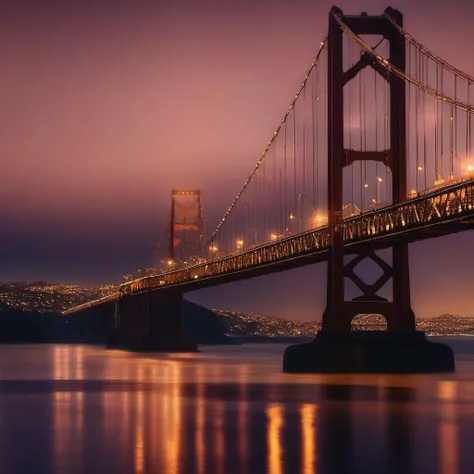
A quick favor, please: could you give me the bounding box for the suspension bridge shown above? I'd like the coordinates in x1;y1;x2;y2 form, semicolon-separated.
64;7;474;372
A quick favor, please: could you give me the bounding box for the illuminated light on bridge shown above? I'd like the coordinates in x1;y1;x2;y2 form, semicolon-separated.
63;7;474;371
310;213;327;226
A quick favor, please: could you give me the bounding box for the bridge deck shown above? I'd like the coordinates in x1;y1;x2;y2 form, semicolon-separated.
63;178;474;315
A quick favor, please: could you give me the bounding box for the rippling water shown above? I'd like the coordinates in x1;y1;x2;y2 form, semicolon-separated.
0;338;473;474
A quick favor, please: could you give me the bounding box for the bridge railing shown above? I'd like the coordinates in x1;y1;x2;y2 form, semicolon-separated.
343;179;474;243
62;292;118;315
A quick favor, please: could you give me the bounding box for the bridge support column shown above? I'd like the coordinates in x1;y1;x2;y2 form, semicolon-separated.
283;6;454;373
107;290;197;352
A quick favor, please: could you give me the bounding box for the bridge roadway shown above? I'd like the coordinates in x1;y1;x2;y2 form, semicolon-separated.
64;177;474;315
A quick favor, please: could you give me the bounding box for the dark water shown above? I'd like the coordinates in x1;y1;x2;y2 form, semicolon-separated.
0;338;474;474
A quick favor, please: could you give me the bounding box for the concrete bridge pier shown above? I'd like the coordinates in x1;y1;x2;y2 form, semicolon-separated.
107;289;197;352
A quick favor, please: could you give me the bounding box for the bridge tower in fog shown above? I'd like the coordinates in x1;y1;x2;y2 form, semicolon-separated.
168;189;205;266
323;7;414;331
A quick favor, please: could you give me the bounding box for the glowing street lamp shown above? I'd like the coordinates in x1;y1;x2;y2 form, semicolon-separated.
376;176;383;206
310;213;326;228
236;239;244;250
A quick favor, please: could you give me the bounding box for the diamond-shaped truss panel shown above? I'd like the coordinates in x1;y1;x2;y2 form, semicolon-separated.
344;251;392;302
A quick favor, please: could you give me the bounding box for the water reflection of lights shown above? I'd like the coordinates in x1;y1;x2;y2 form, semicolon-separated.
165;364;181;474
438;381;459;474
214;401;225;474
238;366;249;474
53;346;85;474
300;404;317;474
54;346;70;381
196;366;205;474
266;403;284;474
134;365;146;474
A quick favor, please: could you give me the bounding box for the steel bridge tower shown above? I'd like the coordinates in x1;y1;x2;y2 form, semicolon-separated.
284;6;454;373
168;189;204;266
324;6;413;331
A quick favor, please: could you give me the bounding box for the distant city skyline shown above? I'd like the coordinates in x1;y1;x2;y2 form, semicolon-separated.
1;0;474;320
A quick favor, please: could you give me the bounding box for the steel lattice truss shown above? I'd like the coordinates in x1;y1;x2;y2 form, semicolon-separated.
64;178;474;314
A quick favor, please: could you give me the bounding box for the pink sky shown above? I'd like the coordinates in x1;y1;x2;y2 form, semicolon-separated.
1;0;474;319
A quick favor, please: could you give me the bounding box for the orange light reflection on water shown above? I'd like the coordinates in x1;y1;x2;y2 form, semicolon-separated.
134;365;146;474
42;345;474;474
438;381;459;474
238;366;249;474
266;403;284;474
195;366;206;474
300;404;317;474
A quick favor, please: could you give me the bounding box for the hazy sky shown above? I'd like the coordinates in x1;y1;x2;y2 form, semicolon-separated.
1;0;474;320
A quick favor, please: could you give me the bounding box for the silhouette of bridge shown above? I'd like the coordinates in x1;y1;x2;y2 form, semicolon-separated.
64;7;474;371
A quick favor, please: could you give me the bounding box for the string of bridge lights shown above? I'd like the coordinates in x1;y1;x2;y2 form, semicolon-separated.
206;36;328;245
333;13;474;114
384;13;474;84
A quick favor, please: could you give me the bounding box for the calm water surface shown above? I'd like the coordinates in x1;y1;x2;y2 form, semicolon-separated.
0;338;473;474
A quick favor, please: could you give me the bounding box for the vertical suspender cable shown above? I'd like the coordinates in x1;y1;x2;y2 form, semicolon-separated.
316;65;320;215
415;48;420;191
311;66;316;220
284;121;287;234
359;64;364;208
423;55;427;190
435;62;439;182
454;75;458;178
441;68;444;180
349;39;355;211
407;44;411;194
293;105;297;220
466;81;473;161
374;68;379;204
